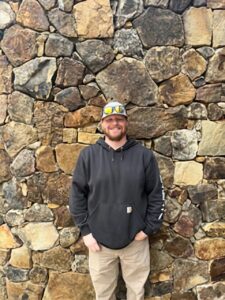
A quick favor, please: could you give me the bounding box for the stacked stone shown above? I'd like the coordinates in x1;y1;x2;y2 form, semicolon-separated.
0;0;225;299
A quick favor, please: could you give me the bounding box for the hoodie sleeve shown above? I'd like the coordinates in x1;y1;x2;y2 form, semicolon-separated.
69;150;91;236
143;151;165;235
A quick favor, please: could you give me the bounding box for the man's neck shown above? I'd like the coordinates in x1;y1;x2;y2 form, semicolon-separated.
105;136;127;150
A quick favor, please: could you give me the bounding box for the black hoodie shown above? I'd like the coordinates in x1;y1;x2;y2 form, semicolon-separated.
69;137;164;249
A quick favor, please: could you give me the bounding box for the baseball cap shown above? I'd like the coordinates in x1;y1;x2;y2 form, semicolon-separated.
101;101;127;120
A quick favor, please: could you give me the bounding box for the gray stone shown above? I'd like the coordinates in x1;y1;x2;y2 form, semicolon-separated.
201;199;219;222
155;153;174;188
8;91;34;125
58;0;74;12
144;0;169;8
147;281;173;298
0;55;13;94
37;0;56;10
144;46;181;82
59;227;80;248
133;7;184;47
24;203;54;222
173;259;209;292
193;0;207;6
0;2;15;29
154;135;172;157
14;57;57;100
171;129;198;160
187;184;218;205
96;57;158;106
115;0;144;28
204;158;225;179
127;106;188;139
45;33;74;57
150;249;173;272
56;58;85;87
163;197;182;224
26;173;46;204
197;282;225;300
187;102;207;120
0;150;11;183
113;29;143;58
76;40;114;74
3;178;27;210
55;87;85;111
171;291;197;300
48;8;77;37
4;266;29;282
205;48;225;83
1;25;38;67
165;235;193;258
5;209;25;226
29;266;48;284
208;103;224;121
38;246;72;271
72;255;89;273
197;46;215;59
193;76;206;88
2;121;37;158
196;84;222;103
169;0;192;13
10;149;35;178
79;84;99;100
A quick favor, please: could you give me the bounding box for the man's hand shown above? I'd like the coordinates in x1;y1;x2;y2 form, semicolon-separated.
83;233;101;252
134;230;148;241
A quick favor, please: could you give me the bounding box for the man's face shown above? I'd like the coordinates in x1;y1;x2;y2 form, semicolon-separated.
101;115;128;141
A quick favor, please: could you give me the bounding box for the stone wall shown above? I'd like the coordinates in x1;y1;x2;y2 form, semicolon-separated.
0;0;225;299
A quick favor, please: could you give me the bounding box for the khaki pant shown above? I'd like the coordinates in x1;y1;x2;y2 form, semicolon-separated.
89;239;150;300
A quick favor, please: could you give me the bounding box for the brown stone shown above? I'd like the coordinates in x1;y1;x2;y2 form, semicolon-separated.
36;146;58;173
6;280;44;300
0;95;7;125
53;206;74;227
73;0;114;38
155;153;174;188
187;184;217;205
213;10;225;48
16;0;49;31
183;7;212;46
42;172;72;206
9;245;32;269
195;238;225;260
26;172;46;204
70;238;87;255
196;83;222;103
0;150;11;183
171;291;197;300
56;58;85;87
55;143;86;174
34;101;65;146
202;222;225;238
207;0;225;9
48;8;77;37
0;224;20;249
55;87;85;111
150;249;173;272
205;48;225;83
1;25;38;67
208;103;224;121
63;128;78;143
96;57;158;106
2;121;38;158
88;95;107;107
182;49;207;80
0;55;12;94
197;282;225;300
79;84;99;100
173;259;209;292
163;197;182;224
45;33;74;57
164;236;193;258
127;106;188;139
65;106;102;128
0;249;10;265
78;132;102;145
159;74;196;107
204;158;225;180
174;161;203;185
210;257;225;281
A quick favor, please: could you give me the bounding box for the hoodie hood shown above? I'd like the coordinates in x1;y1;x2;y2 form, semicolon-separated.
97;137;138;161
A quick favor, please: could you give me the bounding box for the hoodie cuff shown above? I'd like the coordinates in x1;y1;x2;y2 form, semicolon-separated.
80;224;91;236
143;226;157;236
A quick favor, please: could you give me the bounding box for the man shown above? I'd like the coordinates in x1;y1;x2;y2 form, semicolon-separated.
69;101;164;300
